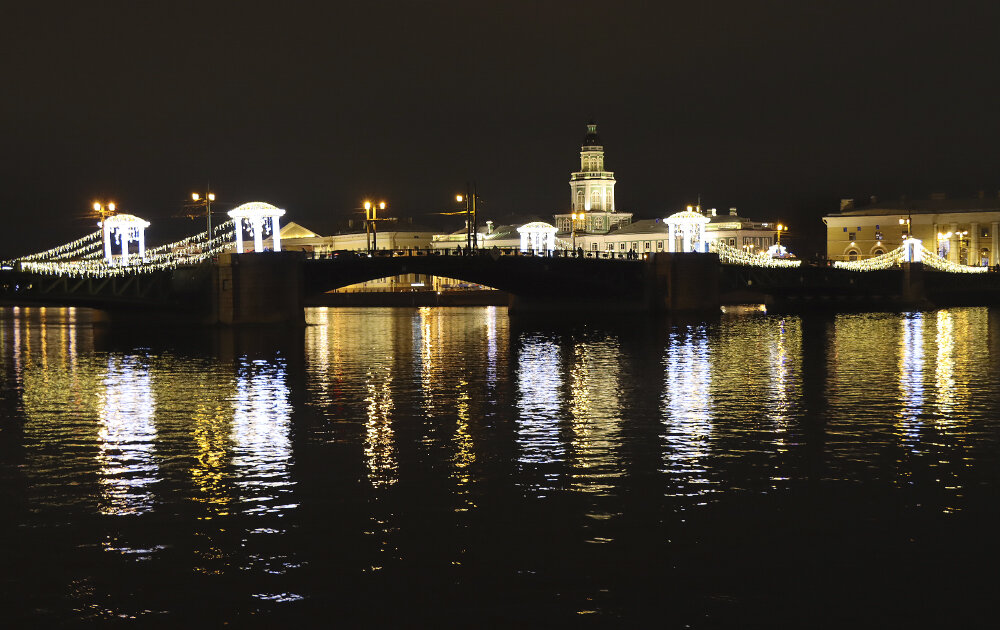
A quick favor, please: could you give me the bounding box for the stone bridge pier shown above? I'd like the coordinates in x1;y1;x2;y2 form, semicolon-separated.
643;252;720;312
212;252;305;325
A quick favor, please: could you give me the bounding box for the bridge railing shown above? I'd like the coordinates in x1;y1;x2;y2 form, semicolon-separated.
307;247;643;261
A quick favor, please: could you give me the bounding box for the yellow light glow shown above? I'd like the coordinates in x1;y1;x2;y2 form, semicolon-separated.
93;202;101;212
379;201;385;210
364;201;371;210
192;193;200;201
108;203;115;212
899;218;905;225
208;193;215;201
456;195;463;202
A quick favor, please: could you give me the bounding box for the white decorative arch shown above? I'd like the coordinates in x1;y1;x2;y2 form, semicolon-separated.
902;238;923;262
665;209;710;252
100;214;150;266
228;202;286;253
516;222;558;254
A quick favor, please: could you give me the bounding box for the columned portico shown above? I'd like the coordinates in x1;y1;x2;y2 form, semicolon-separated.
228;202;286;253
665;209;710;253
517;222;558;254
101;214;151;266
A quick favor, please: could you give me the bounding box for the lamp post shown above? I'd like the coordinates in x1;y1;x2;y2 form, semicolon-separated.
191;192;216;237
456;184;478;251
93;201;116;223
363;200;386;254
898;215;912;240
776;223;787;247
93;201;116;251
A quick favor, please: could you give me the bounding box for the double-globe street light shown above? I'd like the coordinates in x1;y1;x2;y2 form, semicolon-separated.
364;200;386;254
191;192;216;236
456;184;478;251
93;201;116;223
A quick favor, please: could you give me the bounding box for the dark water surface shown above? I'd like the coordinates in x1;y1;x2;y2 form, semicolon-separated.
2;306;999;627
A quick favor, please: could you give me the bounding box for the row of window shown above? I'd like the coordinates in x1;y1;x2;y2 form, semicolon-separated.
846;229;992;239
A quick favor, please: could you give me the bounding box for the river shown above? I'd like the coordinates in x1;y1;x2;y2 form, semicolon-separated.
1;305;998;626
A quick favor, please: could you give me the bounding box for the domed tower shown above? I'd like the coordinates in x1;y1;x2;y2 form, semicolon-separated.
555;122;632;238
570;122;615;213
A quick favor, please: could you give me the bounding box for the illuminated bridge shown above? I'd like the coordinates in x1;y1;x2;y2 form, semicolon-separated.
4;208;1000;324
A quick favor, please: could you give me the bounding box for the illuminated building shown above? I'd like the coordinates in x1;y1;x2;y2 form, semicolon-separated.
823;194;1000;265
553;122;633;235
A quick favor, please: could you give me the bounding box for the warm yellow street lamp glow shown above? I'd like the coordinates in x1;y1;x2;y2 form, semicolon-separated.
379;201;385;210
93;202;101;212
192;193;200;201
456;194;464;203
208;193;215;201
107;202;115;212
364;201;371;210
899;218;905;225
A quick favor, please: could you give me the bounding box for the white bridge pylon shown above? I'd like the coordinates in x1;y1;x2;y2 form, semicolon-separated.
228;202;285;253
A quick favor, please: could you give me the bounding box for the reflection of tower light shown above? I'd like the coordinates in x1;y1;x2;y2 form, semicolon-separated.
568;340;623;494
935;310;956;415
365;367;397;487
662;329;713;495
485;306;498;390
97;355;158;516
898;313;925;444
231;358;294;514
768;319;793;425
516;337;565;468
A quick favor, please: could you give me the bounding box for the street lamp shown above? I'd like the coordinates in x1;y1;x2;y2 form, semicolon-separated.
571;212;580;253
775;223;787;247
898;216;912;239
93;201;116;221
93;201;116;234
456;184;478;251
191;192;216;236
363;200;386;254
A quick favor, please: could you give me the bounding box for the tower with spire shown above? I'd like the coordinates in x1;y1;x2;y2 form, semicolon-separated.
555;122;633;238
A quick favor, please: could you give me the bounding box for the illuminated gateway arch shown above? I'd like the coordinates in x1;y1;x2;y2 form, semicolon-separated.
228;202;285;253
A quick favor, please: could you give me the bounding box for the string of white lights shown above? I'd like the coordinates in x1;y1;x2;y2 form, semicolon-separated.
833;244;988;273
833;246;907;271
716;242;802;268
919;246;989;273
19;232;237;278
5;230;102;264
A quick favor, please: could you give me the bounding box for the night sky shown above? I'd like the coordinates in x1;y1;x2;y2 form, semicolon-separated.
3;1;999;256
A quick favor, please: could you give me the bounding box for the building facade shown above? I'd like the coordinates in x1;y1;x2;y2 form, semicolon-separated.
823;196;1000;265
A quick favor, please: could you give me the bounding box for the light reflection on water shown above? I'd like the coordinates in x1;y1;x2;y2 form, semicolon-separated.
515;336;565;480
96;354;157;517
662;326;713;498
3;305;1000;625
